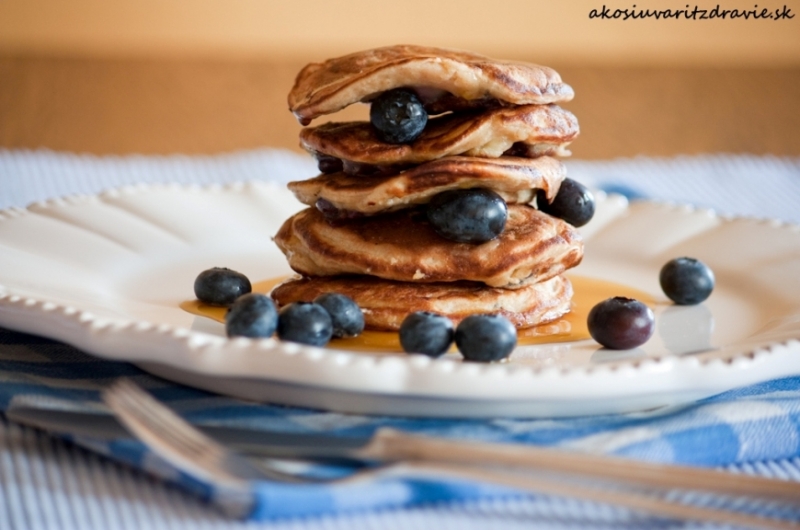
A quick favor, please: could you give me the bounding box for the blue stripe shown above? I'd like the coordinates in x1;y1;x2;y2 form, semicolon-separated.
0;328;62;345
619;424;741;466
704;376;800;400
249;477;526;520
0;382;103;408
0;360;145;379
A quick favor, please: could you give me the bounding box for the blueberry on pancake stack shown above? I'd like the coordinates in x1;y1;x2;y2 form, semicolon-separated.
273;45;591;331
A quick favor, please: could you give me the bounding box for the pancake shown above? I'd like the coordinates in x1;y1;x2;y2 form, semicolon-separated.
288;156;565;215
299;104;578;167
271;274;573;331
288;45;574;124
273;205;583;288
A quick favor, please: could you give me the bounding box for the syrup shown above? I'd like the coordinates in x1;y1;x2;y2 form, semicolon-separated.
181;275;653;352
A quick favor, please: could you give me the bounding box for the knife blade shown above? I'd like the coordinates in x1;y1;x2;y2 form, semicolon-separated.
5;404;369;461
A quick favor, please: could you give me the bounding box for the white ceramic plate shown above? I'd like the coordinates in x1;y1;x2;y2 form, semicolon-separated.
1;182;799;418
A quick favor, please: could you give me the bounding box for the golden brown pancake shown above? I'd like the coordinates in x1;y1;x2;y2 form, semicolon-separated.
273;205;583;288
288;45;574;124
288;156;565;215
299;104;578;166
271;274;573;331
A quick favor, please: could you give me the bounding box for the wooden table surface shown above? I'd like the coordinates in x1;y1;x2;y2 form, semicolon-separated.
1;54;798;159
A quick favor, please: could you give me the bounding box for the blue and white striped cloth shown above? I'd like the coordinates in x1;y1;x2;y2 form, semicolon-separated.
1;149;800;525
0;330;800;520
2;328;800;520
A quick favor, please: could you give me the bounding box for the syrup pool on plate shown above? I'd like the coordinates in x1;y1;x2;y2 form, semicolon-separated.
180;276;654;352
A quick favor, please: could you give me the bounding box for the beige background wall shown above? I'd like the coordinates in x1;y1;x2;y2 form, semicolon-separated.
1;0;798;65
1;1;798;158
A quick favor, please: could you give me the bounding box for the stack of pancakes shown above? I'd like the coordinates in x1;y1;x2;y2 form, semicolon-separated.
272;45;584;331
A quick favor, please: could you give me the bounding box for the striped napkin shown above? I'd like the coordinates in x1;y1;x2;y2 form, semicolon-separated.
1;149;800;522
2;329;800;520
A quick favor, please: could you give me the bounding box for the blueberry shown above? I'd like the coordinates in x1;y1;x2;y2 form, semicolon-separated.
455;314;517;362
315;198;367;222
537;178;595;227
399;312;454;357
370;88;428;144
427;189;508;243
317;155;343;174
587;297;654;350
277;302;333;347
225;293;278;338
659;257;715;305
314;293;365;338
194;267;251;306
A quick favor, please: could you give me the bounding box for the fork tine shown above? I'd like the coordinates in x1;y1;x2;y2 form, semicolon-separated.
103;378;313;485
102;379;264;518
103;379;244;483
109;380;212;458
103;381;203;459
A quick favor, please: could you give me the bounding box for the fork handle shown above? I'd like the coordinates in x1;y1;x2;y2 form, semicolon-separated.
360;428;800;503
402;461;800;530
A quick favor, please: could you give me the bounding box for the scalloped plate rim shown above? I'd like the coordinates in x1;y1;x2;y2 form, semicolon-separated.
1;180;799;417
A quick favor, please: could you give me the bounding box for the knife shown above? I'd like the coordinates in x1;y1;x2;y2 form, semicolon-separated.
5;404;368;461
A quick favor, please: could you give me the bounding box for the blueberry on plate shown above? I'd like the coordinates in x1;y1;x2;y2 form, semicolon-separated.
399;311;454;357
314;292;365;338
427;189;508;243
537;178;595;227
659;257;715;305
225;293;278;338
370;88;428;144
587;297;654;350
277;302;333;347
194;267;252;306
455;314;517;362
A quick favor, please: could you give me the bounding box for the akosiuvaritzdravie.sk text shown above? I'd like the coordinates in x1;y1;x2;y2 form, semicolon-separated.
589;4;794;19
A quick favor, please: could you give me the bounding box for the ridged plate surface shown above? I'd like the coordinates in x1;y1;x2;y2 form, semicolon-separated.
1;182;799;417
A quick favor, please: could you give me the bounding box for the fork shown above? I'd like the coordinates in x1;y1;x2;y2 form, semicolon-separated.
102;378;800;528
